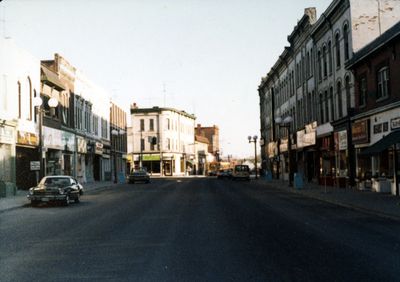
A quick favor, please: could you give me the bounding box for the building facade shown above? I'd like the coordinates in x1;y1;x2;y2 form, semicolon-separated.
110;101;127;182
347;22;400;195
129;105;196;176
0;38;40;193
259;0;400;188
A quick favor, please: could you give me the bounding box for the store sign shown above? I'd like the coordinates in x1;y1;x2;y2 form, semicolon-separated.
352;120;369;144
30;161;40;171
279;139;288;152
142;154;161;161
268;142;277;158
338;130;348;150
95;142;103;155
297;130;316;149
391;117;400;130
77;137;87;153
0;126;14;144
18;131;38;146
43;127;75;151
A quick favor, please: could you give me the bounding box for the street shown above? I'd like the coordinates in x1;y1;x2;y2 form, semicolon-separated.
1;178;400;282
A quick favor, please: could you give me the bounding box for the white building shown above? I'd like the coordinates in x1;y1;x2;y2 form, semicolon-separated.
129;105;196;176
0;38;41;193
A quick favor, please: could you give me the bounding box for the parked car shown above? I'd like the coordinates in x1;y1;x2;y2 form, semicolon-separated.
129;169;150;184
27;175;83;206
232;165;250;181
208;170;218;176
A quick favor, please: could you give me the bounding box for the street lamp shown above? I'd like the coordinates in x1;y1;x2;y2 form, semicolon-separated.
33;95;58;180
248;135;258;179
111;129;125;183
275;116;293;187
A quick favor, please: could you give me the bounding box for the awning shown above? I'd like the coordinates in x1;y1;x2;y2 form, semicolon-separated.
360;130;400;155
41;66;65;90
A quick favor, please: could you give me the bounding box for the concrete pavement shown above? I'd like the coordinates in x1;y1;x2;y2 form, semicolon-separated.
0;181;116;213
262;178;400;221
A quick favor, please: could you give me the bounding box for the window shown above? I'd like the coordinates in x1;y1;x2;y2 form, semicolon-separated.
345;75;351;110
335;32;341;68
343;24;350;61
377;66;389;99
149;119;154;131
323;45;327;78
317;50;322;82
328;41;332;75
330;87;334;121
141;138;145;151
319;93;324;124
167;118;170;130
18;81;21;119
359;77;367;107
325;91;329;123
337;82;343;118
28;77;32;121
140;119;145;131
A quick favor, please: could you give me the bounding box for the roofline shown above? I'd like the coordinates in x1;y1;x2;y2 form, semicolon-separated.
130;106;196;119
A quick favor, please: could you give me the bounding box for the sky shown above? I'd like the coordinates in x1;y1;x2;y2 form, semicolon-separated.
0;0;332;158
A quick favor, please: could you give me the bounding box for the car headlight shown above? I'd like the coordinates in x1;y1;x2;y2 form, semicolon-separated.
58;188;65;195
29;188;34;195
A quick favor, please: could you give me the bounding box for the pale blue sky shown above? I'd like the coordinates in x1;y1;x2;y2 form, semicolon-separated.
1;0;331;158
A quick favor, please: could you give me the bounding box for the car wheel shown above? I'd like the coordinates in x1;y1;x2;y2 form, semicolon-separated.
74;193;80;203
63;195;70;206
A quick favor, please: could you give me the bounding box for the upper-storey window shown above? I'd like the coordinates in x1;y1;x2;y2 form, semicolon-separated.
335;32;341;68
359;76;367;107
377;66;389;100
323;45;327;78
343;23;350;61
328;41;332;75
149;119;154;131
317;50;322;82
140;119;145;131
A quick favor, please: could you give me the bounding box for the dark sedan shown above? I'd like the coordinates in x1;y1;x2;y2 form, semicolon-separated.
27;176;83;206
128;169;150;184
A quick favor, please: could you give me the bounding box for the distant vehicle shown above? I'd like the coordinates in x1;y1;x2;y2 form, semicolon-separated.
129;169;150;184
232;165;250;181
27;175;83;206
208;170;218;176
217;169;232;179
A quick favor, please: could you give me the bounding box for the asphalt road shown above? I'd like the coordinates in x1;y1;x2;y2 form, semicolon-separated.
1;178;400;282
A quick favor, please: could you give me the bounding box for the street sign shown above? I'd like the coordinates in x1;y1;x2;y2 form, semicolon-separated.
30;161;40;171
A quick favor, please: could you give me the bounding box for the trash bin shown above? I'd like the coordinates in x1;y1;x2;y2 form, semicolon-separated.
265;171;272;181
294;173;304;190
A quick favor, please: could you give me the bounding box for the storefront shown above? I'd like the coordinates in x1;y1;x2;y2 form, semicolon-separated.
355;112;400;195
16;131;39;189
352;119;371;189
316;123;334;186
0;123;16;196
296;122;317;183
43;126;75;176
76;136;87;183
333;130;349;188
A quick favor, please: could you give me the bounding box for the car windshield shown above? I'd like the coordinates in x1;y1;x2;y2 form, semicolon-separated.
40;177;71;186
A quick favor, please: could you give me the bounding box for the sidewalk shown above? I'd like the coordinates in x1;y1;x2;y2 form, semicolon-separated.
262;178;400;220
0;181;116;213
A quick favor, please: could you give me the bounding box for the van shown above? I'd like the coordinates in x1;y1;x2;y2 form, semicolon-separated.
232;165;250;181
